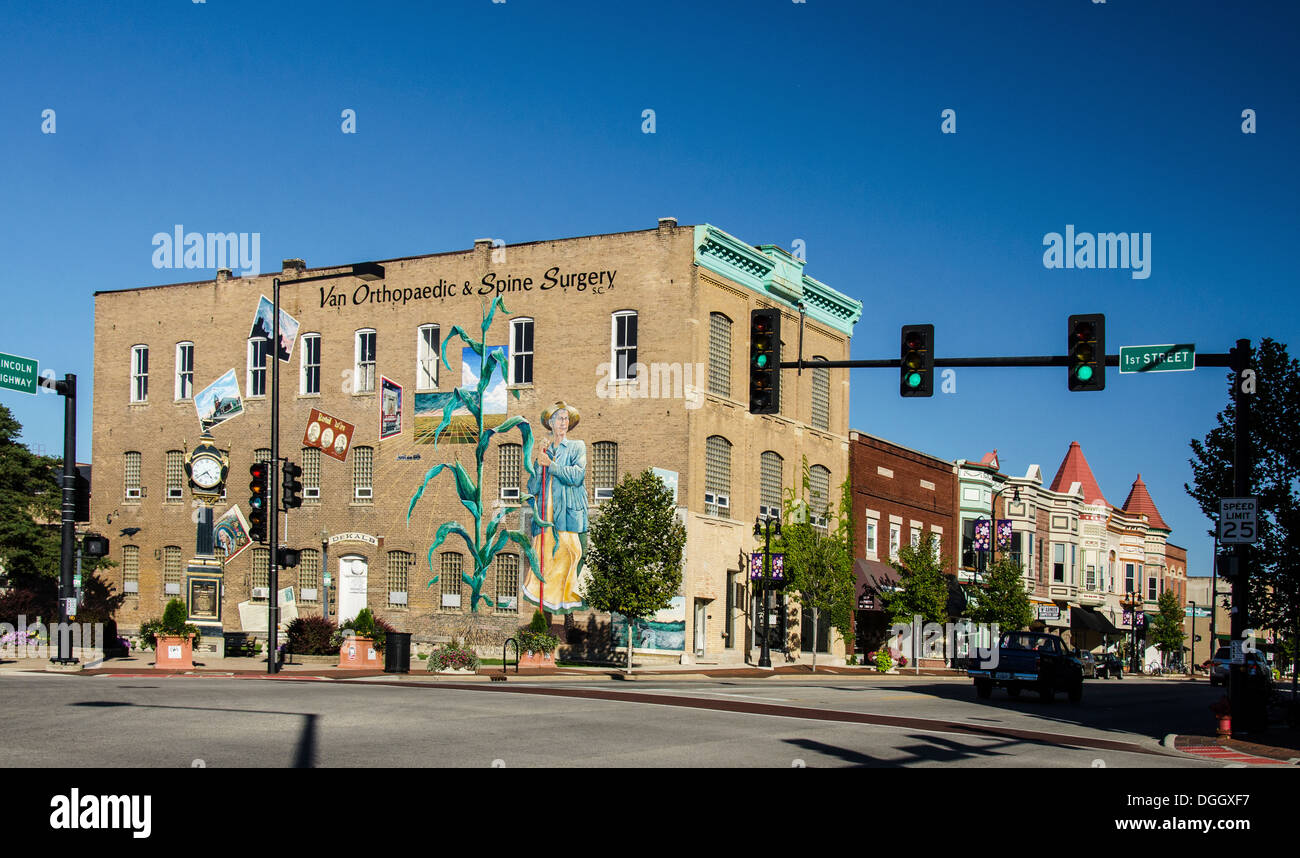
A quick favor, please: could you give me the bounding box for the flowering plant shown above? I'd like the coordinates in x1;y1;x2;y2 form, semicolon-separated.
874;650;894;672
428;639;481;673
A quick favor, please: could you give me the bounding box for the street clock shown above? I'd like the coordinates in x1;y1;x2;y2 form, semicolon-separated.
185;430;229;498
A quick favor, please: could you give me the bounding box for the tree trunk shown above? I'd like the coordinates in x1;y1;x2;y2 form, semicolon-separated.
811;608;818;673
626;617;634;675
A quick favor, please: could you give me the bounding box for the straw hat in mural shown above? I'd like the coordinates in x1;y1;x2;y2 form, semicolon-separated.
540;401;581;430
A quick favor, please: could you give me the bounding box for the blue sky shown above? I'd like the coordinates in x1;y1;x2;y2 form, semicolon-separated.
2;0;1297;575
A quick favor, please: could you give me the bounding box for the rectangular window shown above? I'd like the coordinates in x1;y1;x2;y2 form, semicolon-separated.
163;546;183;595
704;436;731;517
758;452;783;520
131;346;149;402
440;554;463;609
510;318;533;385
1148;576;1157;601
122;545;139;594
247;338;269;397
910;527;921;549
175;343;193;400
301;333;321;395
499;444;521;500
124;452;142;501
708;313;731;397
165;450;184;500
495;554;519;614
811;365;830;431
1125;563;1136;594
612;311;637;380
416;325;439;389
355;330;376;393
889;525;900;561
251;548;270;601
865;520;877;555
1054;544;1066;583
353;446;373;501
1086;564;1097;590
592;441;617;502
388;551;411;607
1070;544;1076;585
303;447;320;501
962;519;976;568
298;549;320;604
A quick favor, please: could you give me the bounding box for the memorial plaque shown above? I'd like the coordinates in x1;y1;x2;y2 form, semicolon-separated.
190;579;219;621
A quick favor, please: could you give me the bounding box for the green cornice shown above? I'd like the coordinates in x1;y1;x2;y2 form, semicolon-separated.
694;224;862;336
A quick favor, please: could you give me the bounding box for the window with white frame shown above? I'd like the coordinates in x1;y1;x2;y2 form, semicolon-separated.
889;524;901;561
163;546;183;595
708;312;731;397
759;451;783;520
388;551;411;607
416;325;439;389
1148;574;1157;601
298;549;320;603
704;435;731;517
865;518;878;556
354;329;376;393
811;360;830;431
303;446;320;501
122;545;139;594
910;526;921;548
130;346;149;402
165;450;184;501
124;452;142;501
301;333;321;395
1054;544;1066;583
440;553;463;609
247;337;269;397
175;342;193;400
251;548;269;601
499;443;521;500
510;318;533;385
612;310;637;380
592;441;617;502
353;446;373;501
931;530;942;562
495;553;519;614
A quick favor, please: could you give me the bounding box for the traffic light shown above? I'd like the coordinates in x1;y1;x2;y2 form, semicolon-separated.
248;462;269;542
900;324;934;397
276;547;301;568
1067;313;1105;391
749;308;781;414
281;460;303;510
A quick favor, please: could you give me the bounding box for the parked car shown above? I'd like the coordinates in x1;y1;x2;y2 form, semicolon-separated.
1076;650;1099;679
968;631;1084;703
1095;653;1124;680
1209;647;1272;687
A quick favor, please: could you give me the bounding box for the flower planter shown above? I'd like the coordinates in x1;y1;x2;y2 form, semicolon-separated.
155;634;194;670
434;667;478;676
338;637;380;669
1216;715;1232;737
519;650;556;669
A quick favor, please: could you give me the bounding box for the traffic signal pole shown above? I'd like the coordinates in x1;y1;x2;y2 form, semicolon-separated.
52;374;78;665
1229;339;1254;733
268;276;282;674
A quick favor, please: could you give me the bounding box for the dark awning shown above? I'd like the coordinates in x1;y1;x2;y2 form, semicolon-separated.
1071;606;1119;635
853;559;898;612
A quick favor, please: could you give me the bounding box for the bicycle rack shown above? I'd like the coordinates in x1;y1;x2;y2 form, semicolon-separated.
493;637;520;682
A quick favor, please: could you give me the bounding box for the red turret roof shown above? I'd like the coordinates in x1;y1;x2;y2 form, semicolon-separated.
1048;441;1108;506
1121;474;1170;531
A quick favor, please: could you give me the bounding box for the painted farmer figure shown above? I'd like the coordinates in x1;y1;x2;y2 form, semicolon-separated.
523;401;589;612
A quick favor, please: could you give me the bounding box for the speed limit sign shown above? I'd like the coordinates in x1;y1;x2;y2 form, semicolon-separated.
1219;497;1258;544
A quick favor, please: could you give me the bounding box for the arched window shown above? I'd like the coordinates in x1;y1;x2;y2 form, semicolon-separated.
809;464;831;531
705;436;732;517
759;451;783;519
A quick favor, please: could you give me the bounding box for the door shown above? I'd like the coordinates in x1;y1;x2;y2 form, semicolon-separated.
694;600;707;656
336;555;369;626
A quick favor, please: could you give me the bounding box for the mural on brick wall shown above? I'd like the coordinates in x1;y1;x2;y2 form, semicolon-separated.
414;345;508;444
521;400;589;614
407;298;541;612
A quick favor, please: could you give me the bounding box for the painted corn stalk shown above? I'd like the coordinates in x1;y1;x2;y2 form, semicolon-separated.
406;297;545;611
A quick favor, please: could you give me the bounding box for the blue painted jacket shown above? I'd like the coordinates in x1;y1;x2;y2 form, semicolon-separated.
527;439;588;535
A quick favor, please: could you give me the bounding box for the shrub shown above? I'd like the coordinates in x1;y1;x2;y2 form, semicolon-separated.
285;616;337;655
139;598;201;650
518;611;558;654
332;608;396;652
427;638;481;673
874;650;893;672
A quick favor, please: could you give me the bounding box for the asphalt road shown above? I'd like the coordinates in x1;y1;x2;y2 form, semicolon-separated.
0;674;1228;768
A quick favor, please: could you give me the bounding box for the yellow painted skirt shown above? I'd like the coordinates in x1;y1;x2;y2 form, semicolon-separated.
522;481;586;612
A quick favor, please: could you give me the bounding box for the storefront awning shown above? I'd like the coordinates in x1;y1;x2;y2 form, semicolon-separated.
853;559;898;611
1071;606;1119;635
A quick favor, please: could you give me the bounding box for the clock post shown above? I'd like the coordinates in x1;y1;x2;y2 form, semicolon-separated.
185;430;230;658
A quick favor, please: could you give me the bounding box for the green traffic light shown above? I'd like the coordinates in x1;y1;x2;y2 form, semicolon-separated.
1076;365;1094;382
906;371;922;388
756;354;768;369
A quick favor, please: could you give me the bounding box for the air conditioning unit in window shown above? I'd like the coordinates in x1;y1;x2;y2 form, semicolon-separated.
389;591;408;606
594;487;614;501
304;487;320;499
301;588;319;602
124;581;139;594
759;504;780;520
501;487;520;501
251;587;269;599
164;582;180;595
167;488;184;500
355;487;373;500
126;488;143;500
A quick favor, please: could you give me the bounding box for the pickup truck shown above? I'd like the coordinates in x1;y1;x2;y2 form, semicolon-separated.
968;631;1084;703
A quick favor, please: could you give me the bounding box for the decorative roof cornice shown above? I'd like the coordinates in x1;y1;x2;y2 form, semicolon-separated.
694;224;862;336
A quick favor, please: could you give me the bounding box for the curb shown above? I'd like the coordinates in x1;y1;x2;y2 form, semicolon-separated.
1167;733;1300;766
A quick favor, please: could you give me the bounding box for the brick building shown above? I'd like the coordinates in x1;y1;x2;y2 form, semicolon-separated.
91;219;862;664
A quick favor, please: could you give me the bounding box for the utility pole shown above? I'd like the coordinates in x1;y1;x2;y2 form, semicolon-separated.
52;374;78;664
1229;339;1257;734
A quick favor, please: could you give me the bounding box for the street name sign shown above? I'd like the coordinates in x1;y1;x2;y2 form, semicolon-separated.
1119;344;1195;374
0;352;38;395
1219;497;1258;544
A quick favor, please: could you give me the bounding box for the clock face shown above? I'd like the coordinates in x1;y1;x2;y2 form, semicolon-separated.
192;456;222;489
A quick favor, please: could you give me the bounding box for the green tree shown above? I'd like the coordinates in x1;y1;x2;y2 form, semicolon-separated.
581;470;685;673
1149;589;1186;664
1186;337;1300;690
966;556;1033;633
880;531;951;627
0;404;61;581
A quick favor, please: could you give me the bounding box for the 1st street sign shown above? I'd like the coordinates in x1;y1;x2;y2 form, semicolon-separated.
1119;343;1196;374
0;352;38;395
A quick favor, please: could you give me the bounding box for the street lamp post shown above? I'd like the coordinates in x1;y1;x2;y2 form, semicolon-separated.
753;516;781;669
1122;588;1142;674
266;262;383;674
1189;600;1197;675
977;484;1020;585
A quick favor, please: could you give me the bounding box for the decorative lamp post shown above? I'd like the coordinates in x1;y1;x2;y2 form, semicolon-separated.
753;515;781;669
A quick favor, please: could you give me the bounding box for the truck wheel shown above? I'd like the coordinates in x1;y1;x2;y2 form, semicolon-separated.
975;679;992;699
1068;681;1083;703
1006;685;1021;698
1039;681;1055;703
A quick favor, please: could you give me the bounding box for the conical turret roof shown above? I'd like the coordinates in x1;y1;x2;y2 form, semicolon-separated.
1121;474;1170;531
1048;441;1108;506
